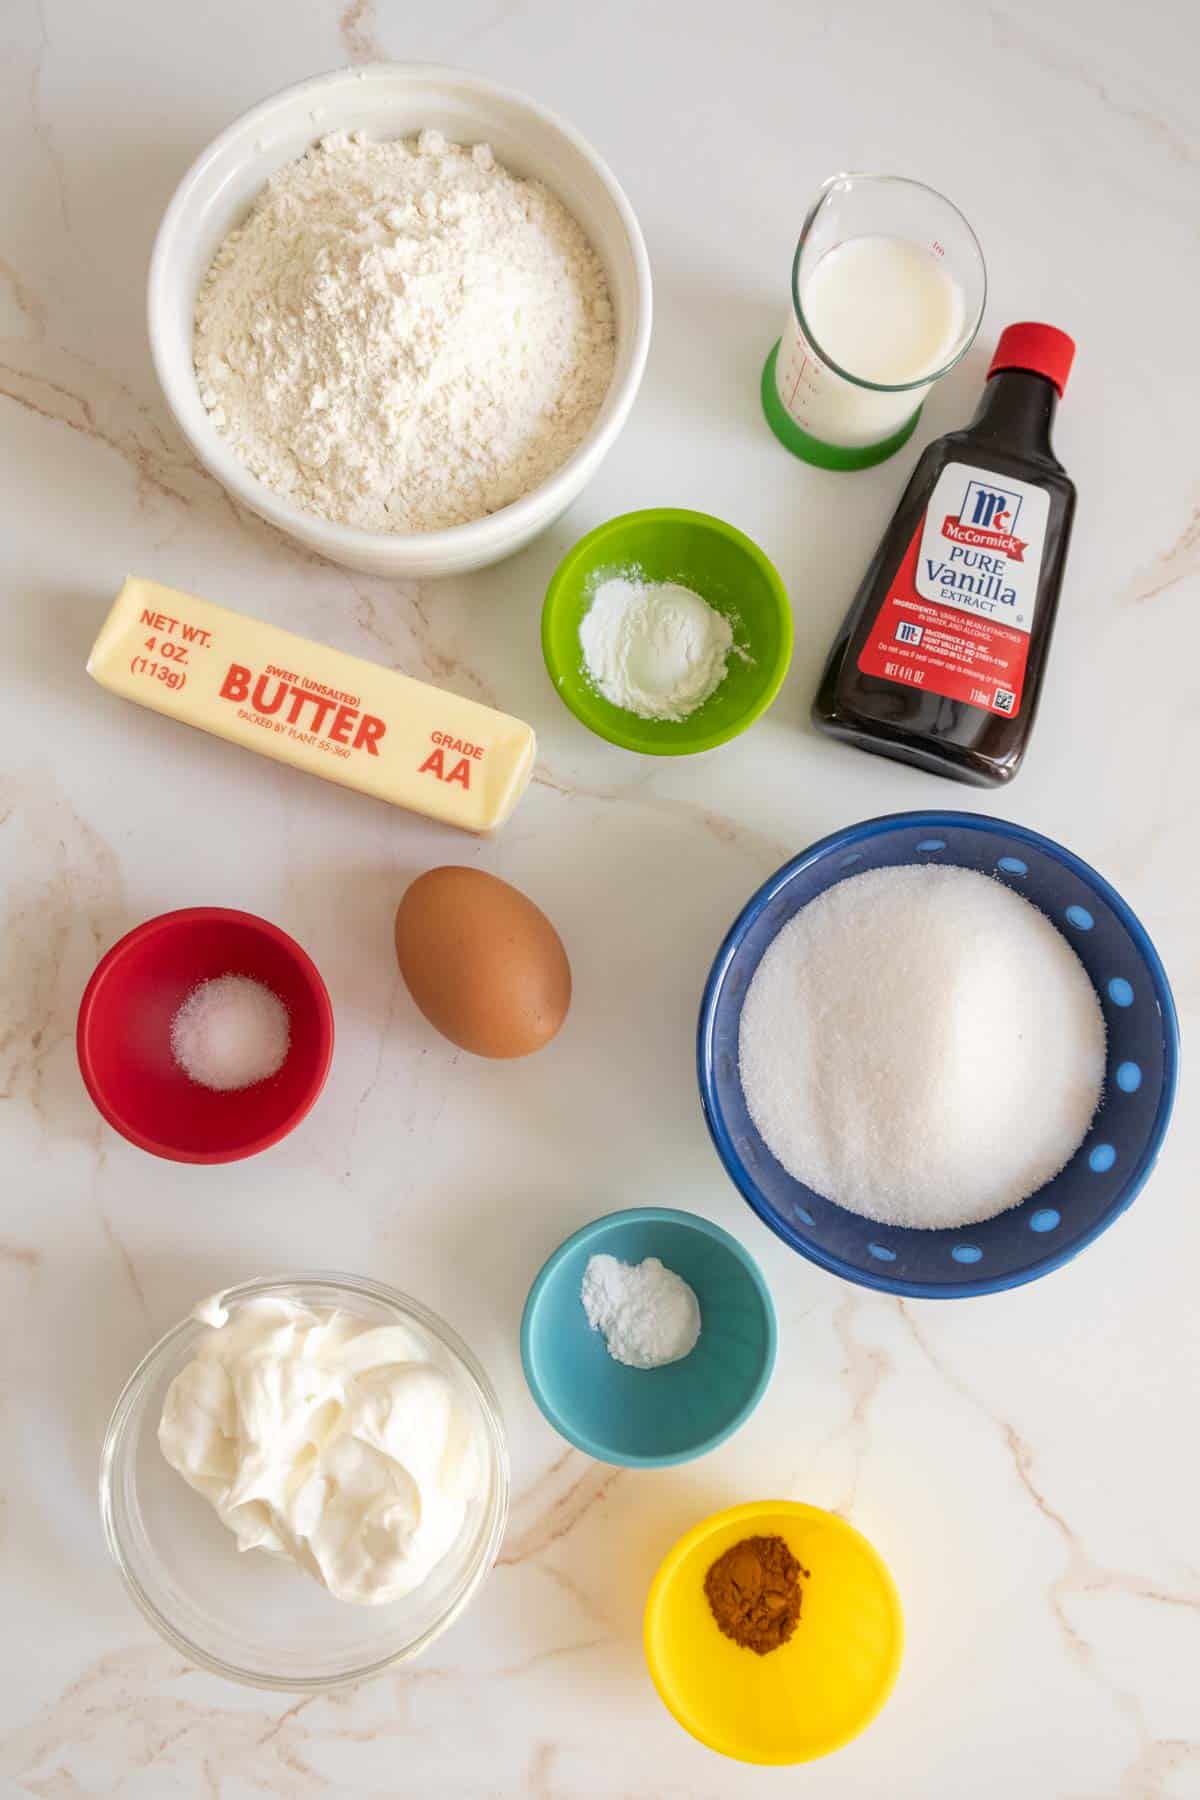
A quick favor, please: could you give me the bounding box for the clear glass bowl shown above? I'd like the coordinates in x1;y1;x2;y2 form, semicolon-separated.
100;1272;509;1691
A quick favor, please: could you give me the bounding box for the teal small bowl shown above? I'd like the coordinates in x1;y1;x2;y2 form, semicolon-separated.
520;1207;777;1467
541;508;793;754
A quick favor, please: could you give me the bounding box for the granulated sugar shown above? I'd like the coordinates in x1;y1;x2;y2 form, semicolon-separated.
738;865;1106;1229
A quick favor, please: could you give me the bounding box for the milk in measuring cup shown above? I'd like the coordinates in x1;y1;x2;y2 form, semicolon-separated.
777;235;966;449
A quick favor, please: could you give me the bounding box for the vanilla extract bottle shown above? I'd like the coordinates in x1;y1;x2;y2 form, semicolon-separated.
813;323;1077;786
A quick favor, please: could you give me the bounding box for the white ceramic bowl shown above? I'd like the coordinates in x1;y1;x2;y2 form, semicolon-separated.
148;64;653;577
100;1273;510;1691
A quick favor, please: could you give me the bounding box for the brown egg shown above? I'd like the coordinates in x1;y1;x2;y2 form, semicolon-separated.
394;866;571;1059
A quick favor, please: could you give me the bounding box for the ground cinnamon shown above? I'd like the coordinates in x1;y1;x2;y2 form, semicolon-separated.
703;1534;807;1655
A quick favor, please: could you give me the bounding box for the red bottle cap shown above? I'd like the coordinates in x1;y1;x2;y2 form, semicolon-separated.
987;323;1075;397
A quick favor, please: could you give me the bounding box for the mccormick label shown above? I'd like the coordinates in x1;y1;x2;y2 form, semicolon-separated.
857;462;1050;718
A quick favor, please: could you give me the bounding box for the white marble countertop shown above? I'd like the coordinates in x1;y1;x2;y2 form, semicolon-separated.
2;0;1197;1793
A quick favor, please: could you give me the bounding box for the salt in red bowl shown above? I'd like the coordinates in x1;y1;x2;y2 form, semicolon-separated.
77;907;334;1163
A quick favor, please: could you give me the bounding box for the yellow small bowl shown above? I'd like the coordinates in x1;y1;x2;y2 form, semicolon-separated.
644;1500;903;1765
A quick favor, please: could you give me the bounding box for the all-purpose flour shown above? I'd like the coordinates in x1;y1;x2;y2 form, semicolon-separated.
194;130;616;532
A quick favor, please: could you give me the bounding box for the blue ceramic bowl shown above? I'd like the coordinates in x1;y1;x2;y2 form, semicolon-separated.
698;812;1179;1300
521;1208;776;1467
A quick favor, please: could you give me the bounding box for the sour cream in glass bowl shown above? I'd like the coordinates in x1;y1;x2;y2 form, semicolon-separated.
100;1273;509;1691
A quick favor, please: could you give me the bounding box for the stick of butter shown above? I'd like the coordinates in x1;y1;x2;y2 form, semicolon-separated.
88;578;536;833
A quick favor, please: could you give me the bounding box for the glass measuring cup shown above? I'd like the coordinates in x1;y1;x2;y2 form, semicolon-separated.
762;174;986;471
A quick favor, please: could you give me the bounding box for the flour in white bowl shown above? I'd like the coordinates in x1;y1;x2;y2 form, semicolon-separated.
194;130;616;533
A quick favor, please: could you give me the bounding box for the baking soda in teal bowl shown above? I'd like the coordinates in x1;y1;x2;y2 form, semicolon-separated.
580;1252;701;1367
521;1208;776;1467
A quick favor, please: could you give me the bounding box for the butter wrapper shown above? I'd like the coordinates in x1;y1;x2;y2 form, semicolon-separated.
88;578;535;833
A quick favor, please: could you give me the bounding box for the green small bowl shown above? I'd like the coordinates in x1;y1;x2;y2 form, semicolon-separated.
541;508;793;755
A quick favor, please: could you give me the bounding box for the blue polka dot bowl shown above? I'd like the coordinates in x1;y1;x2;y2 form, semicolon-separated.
698;812;1179;1299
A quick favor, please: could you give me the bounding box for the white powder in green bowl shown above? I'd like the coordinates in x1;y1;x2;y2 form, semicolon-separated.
579;573;739;722
737;864;1106;1230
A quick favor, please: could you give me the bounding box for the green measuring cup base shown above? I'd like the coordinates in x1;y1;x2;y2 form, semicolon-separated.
760;343;922;471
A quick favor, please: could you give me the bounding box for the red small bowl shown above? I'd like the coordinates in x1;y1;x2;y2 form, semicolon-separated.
77;908;334;1163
